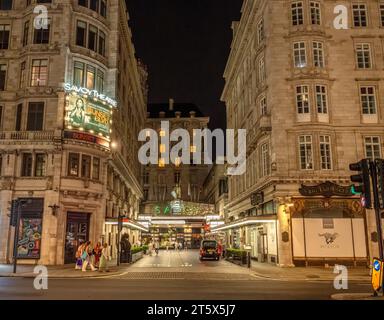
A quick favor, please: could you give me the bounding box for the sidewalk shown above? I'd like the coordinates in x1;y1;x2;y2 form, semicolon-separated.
250;261;370;282
0;260;130;279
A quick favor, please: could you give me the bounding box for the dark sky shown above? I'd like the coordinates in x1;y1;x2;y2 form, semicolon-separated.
125;0;243;130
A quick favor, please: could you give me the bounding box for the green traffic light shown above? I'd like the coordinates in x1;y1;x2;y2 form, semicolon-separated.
351;185;362;195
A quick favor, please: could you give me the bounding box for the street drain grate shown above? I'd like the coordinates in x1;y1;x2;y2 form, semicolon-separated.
119;272;254;280
306;274;321;279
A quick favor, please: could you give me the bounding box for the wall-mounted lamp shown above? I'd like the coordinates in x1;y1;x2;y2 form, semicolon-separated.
49;204;60;216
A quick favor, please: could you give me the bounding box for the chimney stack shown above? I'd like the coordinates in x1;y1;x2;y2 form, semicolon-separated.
169;98;174;111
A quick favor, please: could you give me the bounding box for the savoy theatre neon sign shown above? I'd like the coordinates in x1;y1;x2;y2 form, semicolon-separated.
63;83;117;108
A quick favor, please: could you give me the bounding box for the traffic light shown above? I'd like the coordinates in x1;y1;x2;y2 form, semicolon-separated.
376;159;384;209
349;159;371;208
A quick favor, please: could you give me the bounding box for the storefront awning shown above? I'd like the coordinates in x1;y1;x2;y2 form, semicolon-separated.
211;216;277;232
105;218;149;232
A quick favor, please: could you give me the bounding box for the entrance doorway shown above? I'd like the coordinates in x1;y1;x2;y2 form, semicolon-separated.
257;227;268;262
64;212;90;264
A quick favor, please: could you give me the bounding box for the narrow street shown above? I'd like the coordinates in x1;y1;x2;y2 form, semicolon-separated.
0;250;372;300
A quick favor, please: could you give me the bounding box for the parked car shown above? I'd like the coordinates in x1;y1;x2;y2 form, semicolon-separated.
199;240;219;261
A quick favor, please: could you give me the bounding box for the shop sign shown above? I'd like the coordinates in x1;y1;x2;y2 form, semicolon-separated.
299;181;353;198
64;130;109;148
64;83;117;107
65;94;112;137
251;192;264;206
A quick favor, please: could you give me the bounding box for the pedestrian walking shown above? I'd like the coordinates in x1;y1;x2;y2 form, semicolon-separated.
82;241;97;272
148;241;154;256
75;242;85;270
94;242;102;268
154;241;160;256
98;243;110;272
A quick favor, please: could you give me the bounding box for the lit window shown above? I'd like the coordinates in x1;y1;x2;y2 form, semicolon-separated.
319;135;332;170
299;135;313;170
296;85;310;114
158;158;165;168
293;42;306;68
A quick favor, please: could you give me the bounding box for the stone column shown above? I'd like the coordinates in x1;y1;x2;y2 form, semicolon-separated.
276;199;294;267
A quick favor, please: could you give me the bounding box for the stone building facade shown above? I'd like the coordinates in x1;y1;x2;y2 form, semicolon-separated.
139;100;212;248
0;0;146;265
219;0;384;266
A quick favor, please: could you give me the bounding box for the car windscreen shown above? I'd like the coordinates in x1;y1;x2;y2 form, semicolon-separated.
202;241;217;249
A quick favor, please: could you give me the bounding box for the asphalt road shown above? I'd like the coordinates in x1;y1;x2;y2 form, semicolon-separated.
0;250;373;300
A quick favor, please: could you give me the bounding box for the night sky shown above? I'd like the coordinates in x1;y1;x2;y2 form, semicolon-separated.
126;0;243;130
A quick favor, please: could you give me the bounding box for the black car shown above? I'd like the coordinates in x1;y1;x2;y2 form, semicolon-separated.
199;240;219;261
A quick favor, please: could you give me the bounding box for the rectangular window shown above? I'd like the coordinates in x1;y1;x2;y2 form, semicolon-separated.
73;61;85;87
33;19;50;44
296;85;310;114
100;0;106;17
320;135;332;170
90;0;99;11
258;57;265;83
15;103;22;131
21;153;33;177
310;1;321;25
0;25;10;49
0;0;12;10
96;69;104;93
31;59;48;86
0;64;6;91
78;0;88;7
292;2;304;26
381;4;384;27
364;137;381;160
92;157;100;180
260;96;267;116
81;155;91;178
20;61;26;88
76;21;87;47
88;24;97;51
261;143;270;177
313;41;324;68
68;153;80;176
26;102;44;131
356;43;371;69
299;135;313;170
23;21;29;46
98;30;105;56
34;153;46;177
353;4;367;27
360;86;376;114
86;65;95;90
315;85;328;114
257;19;264;43
293;42;307;68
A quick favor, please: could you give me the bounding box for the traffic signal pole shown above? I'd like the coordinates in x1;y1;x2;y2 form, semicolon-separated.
371;162;384;261
12;200;22;274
